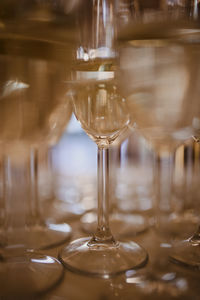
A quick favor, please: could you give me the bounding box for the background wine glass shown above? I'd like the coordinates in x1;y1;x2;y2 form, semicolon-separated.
170;137;200;267
170;141;200;239
0;0;79;296
118;0;200;294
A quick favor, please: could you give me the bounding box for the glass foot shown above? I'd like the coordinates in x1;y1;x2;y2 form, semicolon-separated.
80;212;148;237
1;223;72;250
170;239;200;269
59;237;148;277
0;247;64;297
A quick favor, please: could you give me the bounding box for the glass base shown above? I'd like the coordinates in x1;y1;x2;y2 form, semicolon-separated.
0;223;72;250
170;239;200;269
80;212;148;237
59;237;148;277
0;247;64;297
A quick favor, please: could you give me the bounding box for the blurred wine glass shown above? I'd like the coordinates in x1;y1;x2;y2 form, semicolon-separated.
118;0;200;293
170;127;200;268
0;0;79;296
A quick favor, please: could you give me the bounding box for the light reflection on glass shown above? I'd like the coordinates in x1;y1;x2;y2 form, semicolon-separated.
31;256;55;264
2;80;29;97
126;276;143;284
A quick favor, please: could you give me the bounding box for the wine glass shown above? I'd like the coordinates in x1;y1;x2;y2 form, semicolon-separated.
0;39;74;251
170;117;200;267
81;133;150;237
117;0;200;293
76;0;149;238
0;0;79;296
170;141;200;239
59;59;148;277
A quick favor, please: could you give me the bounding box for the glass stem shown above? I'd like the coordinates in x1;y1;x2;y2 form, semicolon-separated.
153;148;174;236
30;148;44;227
2;147;45;247
3;148;33;246
190;140;200;245
89;147;116;245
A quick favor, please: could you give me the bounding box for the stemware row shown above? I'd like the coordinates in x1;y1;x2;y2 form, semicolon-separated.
1;0;200;298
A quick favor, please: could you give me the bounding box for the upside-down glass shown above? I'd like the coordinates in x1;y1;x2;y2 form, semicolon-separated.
0;0;79;295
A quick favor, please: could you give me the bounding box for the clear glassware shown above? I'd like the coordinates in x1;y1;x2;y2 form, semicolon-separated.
118;0;200;293
0;0;79;295
0;147;65;297
166;141;200;240
76;0;149;238
0;43;73;250
59;63;148;277
59;0;148;277
170;142;200;268
166;10;200;269
81;139;151;238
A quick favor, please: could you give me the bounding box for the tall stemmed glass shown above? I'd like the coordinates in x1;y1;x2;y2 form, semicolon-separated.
0;40;66;296
59;65;148;277
170;91;200;268
167;5;200;269
0;39;73;251
59;0;148;277
117;0;200;292
76;0;149;238
0;0;79;295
